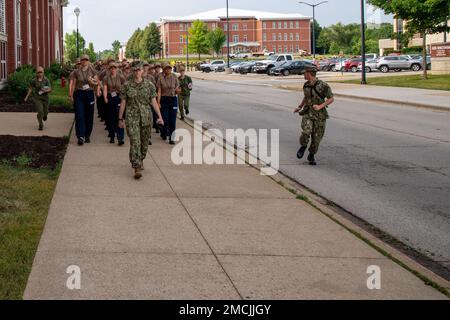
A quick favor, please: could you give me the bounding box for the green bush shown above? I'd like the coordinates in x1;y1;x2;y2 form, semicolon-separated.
402;46;423;54
45;63;64;81
6;68;35;102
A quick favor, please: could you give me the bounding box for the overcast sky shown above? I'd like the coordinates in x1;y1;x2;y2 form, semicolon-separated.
64;0;390;51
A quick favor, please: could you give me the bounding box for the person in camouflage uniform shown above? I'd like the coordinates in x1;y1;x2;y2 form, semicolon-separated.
24;66;52;131
294;65;334;165
118;63;164;179
177;65;193;120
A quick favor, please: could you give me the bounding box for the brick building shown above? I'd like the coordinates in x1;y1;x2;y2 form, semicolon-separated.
0;0;67;85
160;8;311;58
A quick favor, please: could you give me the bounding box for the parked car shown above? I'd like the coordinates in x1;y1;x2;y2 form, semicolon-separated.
237;61;257;74
318;58;338;71
376;56;423;73
200;60;226;73
272;60;315;76
253;54;294;74
231;61;246;73
357;59;378;73
344;58;363;73
230;52;252;59
365;53;378;60
334;58;350;72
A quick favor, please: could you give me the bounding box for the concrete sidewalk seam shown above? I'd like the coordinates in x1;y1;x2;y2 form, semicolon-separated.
182;118;450;296
148;152;245;300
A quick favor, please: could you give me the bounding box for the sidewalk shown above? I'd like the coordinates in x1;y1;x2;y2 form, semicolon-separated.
24;118;447;299
188;71;450;111
0;113;74;137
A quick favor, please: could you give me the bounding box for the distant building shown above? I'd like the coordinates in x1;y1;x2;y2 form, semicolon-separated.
0;0;67;86
159;8;311;58
379;18;450;56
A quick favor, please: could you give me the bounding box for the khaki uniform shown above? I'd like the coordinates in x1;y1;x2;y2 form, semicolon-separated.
178;75;193;118
299;79;333;155
29;76;51;128
121;79;157;168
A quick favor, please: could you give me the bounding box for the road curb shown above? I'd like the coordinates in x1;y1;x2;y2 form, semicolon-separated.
181;116;450;297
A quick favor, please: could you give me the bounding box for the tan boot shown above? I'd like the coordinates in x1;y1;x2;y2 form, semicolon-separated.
134;168;143;180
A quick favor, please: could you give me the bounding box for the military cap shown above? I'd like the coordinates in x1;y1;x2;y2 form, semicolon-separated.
162;63;172;70
154;63;162;68
148;64;156;69
75;58;81;65
132;62;145;71
80;54;90;61
301;64;318;74
178;65;186;72
109;62;119;69
143;62;150;67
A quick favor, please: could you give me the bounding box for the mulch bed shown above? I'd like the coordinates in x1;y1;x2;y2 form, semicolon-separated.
0;135;68;169
0;91;73;113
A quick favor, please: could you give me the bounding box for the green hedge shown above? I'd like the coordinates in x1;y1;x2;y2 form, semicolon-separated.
6;66;36;102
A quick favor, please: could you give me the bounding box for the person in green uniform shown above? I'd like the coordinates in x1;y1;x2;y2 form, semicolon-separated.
24;66;52;131
294;65;334;166
118;63;164;180
177;66;193;120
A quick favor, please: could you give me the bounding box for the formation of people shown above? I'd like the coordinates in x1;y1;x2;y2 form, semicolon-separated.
23;59;332;178
67;54;193;179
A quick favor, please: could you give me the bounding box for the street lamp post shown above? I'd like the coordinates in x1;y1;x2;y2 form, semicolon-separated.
361;0;367;85
226;0;230;68
298;1;328;59
74;7;80;59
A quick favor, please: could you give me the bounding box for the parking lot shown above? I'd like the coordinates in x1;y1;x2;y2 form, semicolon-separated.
197;53;432;78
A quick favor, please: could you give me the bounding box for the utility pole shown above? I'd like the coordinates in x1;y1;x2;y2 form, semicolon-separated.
361;0;367;85
74;8;80;58
226;0;230;68
186;23;189;68
299;1;328;59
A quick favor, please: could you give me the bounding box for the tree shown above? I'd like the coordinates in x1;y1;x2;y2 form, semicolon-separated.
188;20;210;59
99;49;115;61
85;42;97;62
64;31;86;62
148;23;162;59
126;28;143;60
207;28;226;57
368;0;450;79
311;20;323;54
139;26;152;60
112;40;122;59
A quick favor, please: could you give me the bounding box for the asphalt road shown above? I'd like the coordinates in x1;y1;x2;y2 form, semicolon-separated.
187;79;450;270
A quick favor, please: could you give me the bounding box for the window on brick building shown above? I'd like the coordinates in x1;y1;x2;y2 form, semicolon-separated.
273;46;276;53
180;35;183;43
180;47;184;54
278;33;282;41
296;33;300;41
15;0;21;41
296;21;300;28
233;24;238;31
243;35;247;42
179;24;184;31
278;22;282;29
0;0;5;35
290;45;294;52
284;22;288;29
284;46;288;53
263;22;266;29
272;33;276;41
224;24;228;31
0;41;6;81
290;21;294;29
290;33;293;41
28;4;32;47
233;35;239;43
17;45;21;67
278;45;282;52
295;45;300;52
272;22;276;29
243;24;247;31
263;33;267;41
284;33;287;41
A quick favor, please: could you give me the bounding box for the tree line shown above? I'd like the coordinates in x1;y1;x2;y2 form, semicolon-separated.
126;20;227;60
64;31;122;62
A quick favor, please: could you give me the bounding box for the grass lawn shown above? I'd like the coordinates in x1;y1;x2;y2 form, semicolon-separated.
339;74;450;91
0;161;62;300
49;80;71;109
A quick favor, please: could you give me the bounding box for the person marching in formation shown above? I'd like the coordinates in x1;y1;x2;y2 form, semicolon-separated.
118;63;164;179
69;54;99;146
294;65;334;166
157;63;181;145
24;66;52;131
177;66;193;121
103;62;126;146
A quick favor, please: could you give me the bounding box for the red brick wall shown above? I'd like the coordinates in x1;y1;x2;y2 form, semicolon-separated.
6;0;15;74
